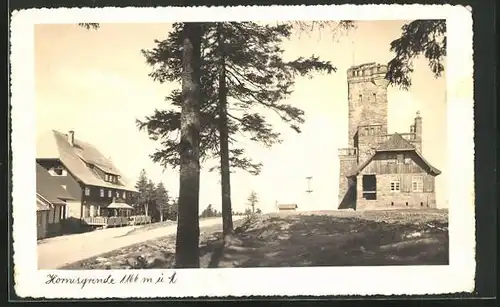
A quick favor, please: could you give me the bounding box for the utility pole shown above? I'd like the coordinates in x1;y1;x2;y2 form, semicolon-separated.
305;176;313;208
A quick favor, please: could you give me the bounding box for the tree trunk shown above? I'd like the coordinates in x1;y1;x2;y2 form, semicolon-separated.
217;24;234;237
175;22;202;269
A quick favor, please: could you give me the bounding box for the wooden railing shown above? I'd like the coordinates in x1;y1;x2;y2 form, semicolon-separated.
129;215;152;225
338;147;358;156
82;216;129;227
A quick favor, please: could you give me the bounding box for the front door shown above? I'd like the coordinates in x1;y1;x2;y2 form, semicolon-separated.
362;175;377;200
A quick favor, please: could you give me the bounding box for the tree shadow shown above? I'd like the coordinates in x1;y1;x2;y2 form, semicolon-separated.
205;212;449;268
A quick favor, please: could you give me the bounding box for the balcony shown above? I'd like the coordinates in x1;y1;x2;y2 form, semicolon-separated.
338;147;358;156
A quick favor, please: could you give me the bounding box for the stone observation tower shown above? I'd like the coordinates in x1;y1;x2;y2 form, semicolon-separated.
337;62;440;210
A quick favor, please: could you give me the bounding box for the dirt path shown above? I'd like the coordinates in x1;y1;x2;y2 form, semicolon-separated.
38;216;243;269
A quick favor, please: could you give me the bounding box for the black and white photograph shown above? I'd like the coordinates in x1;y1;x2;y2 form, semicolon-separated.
11;5;475;298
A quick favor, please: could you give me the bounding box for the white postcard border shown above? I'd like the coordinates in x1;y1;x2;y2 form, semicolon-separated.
11;5;475;298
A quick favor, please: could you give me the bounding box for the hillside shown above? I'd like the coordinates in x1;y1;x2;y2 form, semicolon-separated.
64;209;448;269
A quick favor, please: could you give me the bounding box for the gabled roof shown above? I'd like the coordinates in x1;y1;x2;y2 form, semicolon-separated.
36;193;52;211
376;133;415;151
36;163;75;205
36;130;138;192
345;133;441;177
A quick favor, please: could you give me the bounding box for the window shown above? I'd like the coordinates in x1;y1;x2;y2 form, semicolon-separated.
397;154;405;164
390;179;400;192
404;156;412;164
83;205;89;218
372;93;376;102
105;174;109;182
412;176;424;192
51;166;66;176
123;191;127;199
54;166;63;175
108;190;112;197
100;188;104;197
370;127;374;135
364;127;369;136
116;191;120;198
359;94;362;102
84;187;91;196
386;153;397;164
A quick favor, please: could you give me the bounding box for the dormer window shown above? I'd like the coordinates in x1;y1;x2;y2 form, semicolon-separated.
51;165;67;176
104;173;119;184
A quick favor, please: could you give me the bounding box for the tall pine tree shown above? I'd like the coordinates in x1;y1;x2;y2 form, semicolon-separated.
385;20;446;90
155;182;170;222
175;23;203;268
139;22;335;237
145;179;156;219
134;169;149;215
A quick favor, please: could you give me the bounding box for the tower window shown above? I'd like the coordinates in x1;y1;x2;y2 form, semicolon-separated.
372;93;376;102
359;94;362;102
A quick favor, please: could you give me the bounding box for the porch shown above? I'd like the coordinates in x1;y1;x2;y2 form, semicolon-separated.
81;201;152;228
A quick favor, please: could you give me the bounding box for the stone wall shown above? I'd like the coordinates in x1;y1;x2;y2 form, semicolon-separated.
355;173;437;210
347;63;389;147
338;155;357;204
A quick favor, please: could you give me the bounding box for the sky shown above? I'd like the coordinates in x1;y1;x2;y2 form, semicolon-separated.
35;20;447;213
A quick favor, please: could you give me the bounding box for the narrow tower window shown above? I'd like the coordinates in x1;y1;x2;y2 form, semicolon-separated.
372;93;376;102
359;94;362;102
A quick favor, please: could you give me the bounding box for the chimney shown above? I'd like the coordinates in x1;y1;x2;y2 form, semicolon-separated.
414;111;422;152
68;130;75;147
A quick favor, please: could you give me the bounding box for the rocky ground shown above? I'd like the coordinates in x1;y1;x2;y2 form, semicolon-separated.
63;209;448;269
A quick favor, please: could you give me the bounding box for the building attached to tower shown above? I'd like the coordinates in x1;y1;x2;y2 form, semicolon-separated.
338;63;441;210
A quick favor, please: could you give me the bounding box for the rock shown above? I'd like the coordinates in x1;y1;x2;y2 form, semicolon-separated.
379;237;440;252
406;232;422;238
224;234;243;247
146;256;167;268
127;257;139;268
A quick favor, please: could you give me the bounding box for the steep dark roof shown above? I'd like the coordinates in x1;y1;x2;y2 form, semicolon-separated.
376;133;415;151
36;130;137;192
36;163;75;205
345;138;441;177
